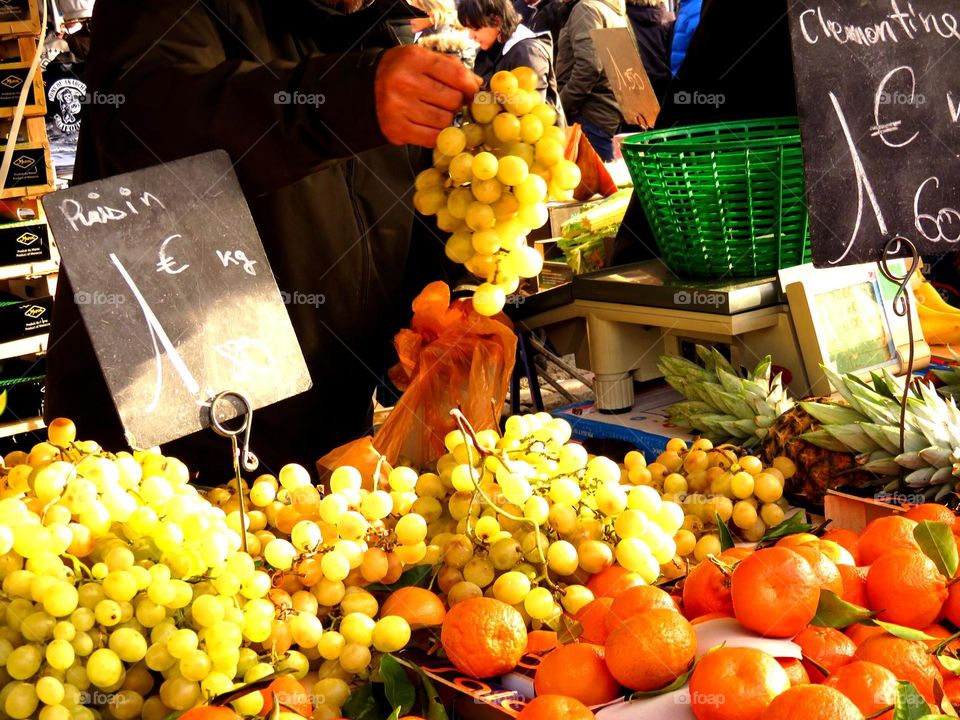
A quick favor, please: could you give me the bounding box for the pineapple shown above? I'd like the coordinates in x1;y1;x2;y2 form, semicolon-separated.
933;366;960;400
661;347;960;503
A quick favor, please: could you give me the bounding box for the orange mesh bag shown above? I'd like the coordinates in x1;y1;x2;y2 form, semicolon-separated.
373;281;517;466
564;124;618;201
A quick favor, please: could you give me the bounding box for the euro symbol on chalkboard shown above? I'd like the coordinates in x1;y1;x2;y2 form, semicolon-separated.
156;233;190;275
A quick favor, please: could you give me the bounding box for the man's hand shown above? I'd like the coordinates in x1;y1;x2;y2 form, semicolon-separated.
375;46;481;147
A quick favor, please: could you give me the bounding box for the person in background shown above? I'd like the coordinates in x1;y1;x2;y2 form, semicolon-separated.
45;0;480;482
515;0;575;50
669;0;702;75
555;0;625;160
625;0;674;102
458;0;562;112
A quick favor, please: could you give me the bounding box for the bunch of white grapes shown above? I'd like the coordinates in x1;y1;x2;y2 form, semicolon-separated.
413;67;582;316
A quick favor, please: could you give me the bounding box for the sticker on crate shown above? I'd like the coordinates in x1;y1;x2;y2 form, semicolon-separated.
0;296;52;342
0;220;50;265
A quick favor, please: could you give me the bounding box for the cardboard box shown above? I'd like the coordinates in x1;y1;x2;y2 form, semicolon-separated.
0;219;50;267
0;295;51;343
553;384;695;458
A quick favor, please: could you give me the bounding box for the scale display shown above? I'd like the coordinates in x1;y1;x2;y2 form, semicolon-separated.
809;278;896;375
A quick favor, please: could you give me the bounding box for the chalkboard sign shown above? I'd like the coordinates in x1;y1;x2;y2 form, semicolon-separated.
42;151;312;449
788;0;960;267
591;27;660;129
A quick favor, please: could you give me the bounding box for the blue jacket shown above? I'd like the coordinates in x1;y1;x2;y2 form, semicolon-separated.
670;0;702;75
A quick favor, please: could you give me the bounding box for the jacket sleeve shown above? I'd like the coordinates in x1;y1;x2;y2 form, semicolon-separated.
558;3;605;117
82;0;390;196
500;40;553;101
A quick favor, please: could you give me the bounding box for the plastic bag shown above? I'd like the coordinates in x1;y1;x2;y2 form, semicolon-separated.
564;124;619;201
316;436;391;490
373;281;517;467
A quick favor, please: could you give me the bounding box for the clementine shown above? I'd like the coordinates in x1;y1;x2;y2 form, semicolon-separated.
792;544;844;595
260;676;312;717
688;647;790;720
845;623;887;646
777;658;809;686
586;566;644;599
856;516;919;565
823;661;898;720
534;643;622;706
178;709;240;720
515;695;595;720
793;626;856;682
575;597;615;645
681;552;738;620
942;573;960;627
904;503;958;530
730;547;820;637
525;630;559;655
838;565;868;607
604;609;696;691
944;676;960;708
920;623;960;677
865;549;947;628
822;528;861;564
440;597;527;678
759;684;864;719
381;587;446;629
775;532;821;550
605;584;677;632
854;634;942;703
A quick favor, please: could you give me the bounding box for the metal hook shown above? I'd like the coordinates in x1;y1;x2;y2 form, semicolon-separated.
210;391;259;472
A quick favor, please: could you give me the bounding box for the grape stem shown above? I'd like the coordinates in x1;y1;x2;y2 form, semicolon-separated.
450;409;561;594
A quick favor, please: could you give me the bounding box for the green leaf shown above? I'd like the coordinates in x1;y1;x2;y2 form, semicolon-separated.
627;662;696;700
893;681;932;720
716;513;735;551
758;511;812;544
914;521;959;578
811;590;875;628
343;682;384;720
390;655;450;720
801;653;830;679
939;655;960;676
367;564;435;593
381;655;416;720
873;620;936;641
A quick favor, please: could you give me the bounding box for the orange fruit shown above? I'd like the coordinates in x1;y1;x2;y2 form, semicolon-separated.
179;709;240;720
854;634;943;703
381;587;446;629
759;684;864;719
525;630;558;655
920;623;960;676
778;658;809;686
260;676;311;717
688;647;790;720
604;609;696;691
575;597;615;645
776;533;821;550
944;675;960;708
793;626;856;682
856;516;919;565
722;547;754;560
792;545;844;596
586;566;644;599
516;695;595;720
844;624;887;646
730;547;820;637
822;528;861;564
904;503;958;530
605;584;677;633
440;597;527;678
944;578;960;628
533;643;622;706
823;661;898;720
681;551;739;620
866;549;947;628
838;565;868;607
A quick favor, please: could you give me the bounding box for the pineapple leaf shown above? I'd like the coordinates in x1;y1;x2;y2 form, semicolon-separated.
752;357;772;384
894;451;929;470
870;370;900;400
936;484;955;501
860;424;905;455
931;466;957;485
919;446;954;469
717;369;744;396
716;392;754;420
719;420;751;439
823;424;883;454
861;457;902;476
847;386;902;425
799;401;867;426
905;467;938;487
800;430;854;453
824;366;863;412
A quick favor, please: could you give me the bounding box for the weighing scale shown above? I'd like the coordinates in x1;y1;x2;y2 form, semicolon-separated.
515;258;930;413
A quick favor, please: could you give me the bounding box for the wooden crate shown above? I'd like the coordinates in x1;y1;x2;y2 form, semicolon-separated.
823;489;905;532
0;36;44;119
0;0;41;38
0;115;55;200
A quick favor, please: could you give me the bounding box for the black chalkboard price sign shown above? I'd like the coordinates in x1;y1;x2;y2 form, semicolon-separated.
787;0;960;267
42;151;312;449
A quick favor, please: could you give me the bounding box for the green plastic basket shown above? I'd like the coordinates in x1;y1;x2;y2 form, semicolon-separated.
621;117;811;279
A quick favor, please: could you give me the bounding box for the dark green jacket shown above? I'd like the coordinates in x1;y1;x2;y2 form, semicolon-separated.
46;0;441;480
555;0;626;135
